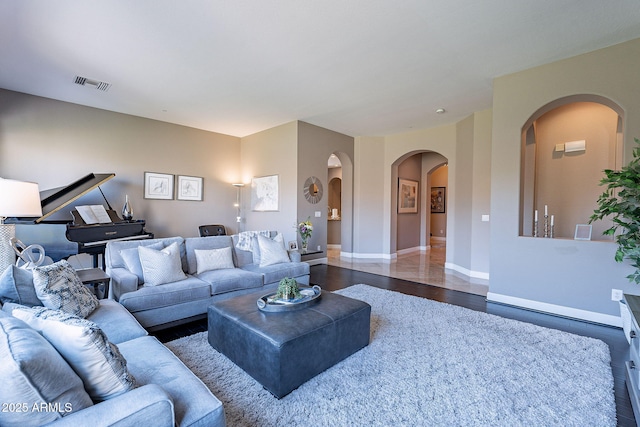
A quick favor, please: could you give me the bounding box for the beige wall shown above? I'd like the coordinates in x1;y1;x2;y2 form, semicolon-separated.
490;37;640;325
0;89;241;243
240;121;298;243
533;102;618;239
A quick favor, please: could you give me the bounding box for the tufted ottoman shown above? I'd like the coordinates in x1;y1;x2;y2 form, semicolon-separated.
207;288;371;398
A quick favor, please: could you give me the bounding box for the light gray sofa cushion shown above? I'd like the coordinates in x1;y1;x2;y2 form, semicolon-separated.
0;311;93;426
119;336;226;427
196;268;263;294
85;299;148;344
118;276;212;313
241;261;310;285
0;265;42;307
106;237;187;273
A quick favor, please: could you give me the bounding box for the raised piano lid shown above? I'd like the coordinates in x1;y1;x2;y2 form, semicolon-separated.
36;173;115;223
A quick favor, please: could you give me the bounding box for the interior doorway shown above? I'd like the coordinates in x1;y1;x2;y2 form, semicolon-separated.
392;151;448;255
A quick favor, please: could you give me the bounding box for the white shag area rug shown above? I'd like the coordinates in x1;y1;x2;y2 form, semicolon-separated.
165;284;616;427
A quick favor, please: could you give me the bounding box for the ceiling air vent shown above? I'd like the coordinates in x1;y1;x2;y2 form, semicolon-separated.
74;75;111;91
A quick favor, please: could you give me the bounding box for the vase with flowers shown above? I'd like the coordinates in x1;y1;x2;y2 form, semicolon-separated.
297;218;313;253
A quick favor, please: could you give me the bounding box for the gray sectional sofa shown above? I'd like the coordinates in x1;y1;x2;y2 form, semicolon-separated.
105;232;310;330
0;266;225;427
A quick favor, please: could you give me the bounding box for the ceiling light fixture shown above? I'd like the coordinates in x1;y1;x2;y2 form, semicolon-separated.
435;108;446;114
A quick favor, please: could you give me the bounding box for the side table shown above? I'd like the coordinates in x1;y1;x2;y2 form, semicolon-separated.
76;268;110;299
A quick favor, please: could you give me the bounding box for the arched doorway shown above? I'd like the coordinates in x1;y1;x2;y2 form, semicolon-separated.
391;150;448;256
327;151;354;256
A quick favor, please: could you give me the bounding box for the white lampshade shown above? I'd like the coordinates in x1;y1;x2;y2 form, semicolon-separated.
0;178;42;274
0;178;43;219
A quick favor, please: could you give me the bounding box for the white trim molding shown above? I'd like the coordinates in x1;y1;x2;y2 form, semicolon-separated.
444;262;490;280
487;292;622;328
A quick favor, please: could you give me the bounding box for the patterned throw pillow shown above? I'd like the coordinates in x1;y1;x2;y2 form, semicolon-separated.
195;247;235;274
32;260;99;318
13;307;137;402
257;233;291;267
138;242;187;286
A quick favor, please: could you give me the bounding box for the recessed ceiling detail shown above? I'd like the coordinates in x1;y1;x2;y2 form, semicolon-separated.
74;76;111;91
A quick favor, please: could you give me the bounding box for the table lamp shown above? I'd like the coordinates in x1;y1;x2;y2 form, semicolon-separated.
0;178;43;273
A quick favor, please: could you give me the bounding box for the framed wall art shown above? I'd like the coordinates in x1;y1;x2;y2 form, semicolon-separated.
430;186;446;213
144;172;174;200
251;175;279;211
398;178;418;214
177;175;203;201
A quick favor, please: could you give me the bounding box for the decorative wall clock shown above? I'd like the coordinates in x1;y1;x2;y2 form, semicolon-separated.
303;176;323;204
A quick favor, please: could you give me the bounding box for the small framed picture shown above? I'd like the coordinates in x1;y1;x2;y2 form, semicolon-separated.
288;241;299;251
144;172;174;200
574;224;592;240
177;175;203;201
431;186;446;214
398;178;419;214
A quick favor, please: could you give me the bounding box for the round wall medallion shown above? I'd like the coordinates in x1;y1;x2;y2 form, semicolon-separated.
303;176;323;204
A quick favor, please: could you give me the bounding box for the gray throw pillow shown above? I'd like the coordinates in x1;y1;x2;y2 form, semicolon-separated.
32;260;99;318
0;265;43;307
0;311;93;425
138;242;187;286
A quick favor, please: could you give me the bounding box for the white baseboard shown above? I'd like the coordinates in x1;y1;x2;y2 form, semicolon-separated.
431;236;446;243
346;252;397;260
487;292;622;328
444;262;490;280
396;246;428;256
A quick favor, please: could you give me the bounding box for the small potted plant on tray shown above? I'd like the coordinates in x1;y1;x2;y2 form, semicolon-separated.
274;277;301;301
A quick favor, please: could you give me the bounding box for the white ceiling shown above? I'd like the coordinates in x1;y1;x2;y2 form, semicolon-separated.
1;1;640;138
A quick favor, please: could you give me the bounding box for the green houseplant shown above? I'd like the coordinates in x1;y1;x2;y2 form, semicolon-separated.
274;277;301;300
590;137;640;283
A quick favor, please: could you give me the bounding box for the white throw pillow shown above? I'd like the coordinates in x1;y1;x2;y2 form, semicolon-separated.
257;234;291;267
195;247;235;274
138;242;187;286
13;307;136;402
120;241;165;284
32;260;99;318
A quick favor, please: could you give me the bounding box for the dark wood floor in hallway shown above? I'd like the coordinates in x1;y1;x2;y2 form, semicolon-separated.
154;264;635;426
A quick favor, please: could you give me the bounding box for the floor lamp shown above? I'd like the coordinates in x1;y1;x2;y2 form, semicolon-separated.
0;178;43;274
232;183;245;233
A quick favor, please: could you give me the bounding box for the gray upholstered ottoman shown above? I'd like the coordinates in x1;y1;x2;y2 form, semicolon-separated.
207;288;371;398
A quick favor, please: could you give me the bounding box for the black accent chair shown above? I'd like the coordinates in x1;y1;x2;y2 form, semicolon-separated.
199;224;227;237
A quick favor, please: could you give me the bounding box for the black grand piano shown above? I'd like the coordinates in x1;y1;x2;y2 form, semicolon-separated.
18;173;153;268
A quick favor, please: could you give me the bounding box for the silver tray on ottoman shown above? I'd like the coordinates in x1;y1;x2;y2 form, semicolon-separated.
257;285;322;312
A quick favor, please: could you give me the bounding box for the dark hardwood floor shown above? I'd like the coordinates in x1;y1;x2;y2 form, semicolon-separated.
153;264;635;426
